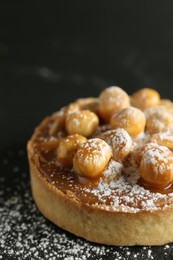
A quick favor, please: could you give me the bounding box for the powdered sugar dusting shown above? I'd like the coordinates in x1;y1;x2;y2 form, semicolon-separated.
99;128;132;161
102;160;123;180
77;138;111;167
99;86;129;107
155;132;173;142
142;146;173;175
79;159;173;213
146;110;173;134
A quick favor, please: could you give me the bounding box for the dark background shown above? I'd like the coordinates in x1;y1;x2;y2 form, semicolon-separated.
1;1;173;147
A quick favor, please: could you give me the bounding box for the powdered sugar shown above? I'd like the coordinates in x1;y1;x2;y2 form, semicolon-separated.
77;138;111;166
157;132;173;142
146;110;173;134
142;146;173;175
100;128;132;154
102;160;123;179
81;159;173;213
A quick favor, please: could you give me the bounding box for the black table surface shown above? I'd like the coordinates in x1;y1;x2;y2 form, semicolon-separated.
1;2;173;259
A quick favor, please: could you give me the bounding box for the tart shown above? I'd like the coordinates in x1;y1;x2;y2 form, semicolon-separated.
27;86;173;246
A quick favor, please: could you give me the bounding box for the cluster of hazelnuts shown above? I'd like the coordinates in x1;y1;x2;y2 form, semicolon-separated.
52;86;173;190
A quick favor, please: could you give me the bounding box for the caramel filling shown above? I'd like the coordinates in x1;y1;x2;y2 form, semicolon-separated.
31;118;173;212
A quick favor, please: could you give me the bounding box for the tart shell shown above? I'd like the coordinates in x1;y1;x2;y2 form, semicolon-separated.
27;139;173;246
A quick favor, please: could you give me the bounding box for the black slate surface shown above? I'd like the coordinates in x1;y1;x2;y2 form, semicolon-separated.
1;1;173;259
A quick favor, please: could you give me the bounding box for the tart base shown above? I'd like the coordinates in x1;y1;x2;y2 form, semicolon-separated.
28;141;173;246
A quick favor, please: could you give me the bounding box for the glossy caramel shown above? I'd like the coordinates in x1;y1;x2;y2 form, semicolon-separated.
31;116;173;213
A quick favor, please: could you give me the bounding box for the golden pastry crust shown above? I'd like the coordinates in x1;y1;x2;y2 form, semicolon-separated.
27;86;173;246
